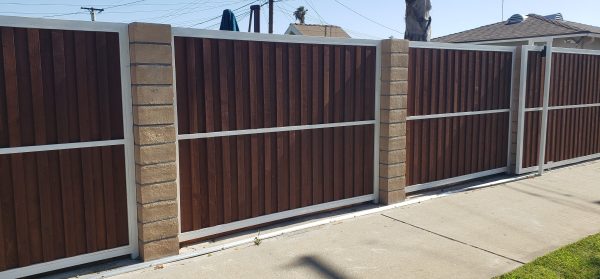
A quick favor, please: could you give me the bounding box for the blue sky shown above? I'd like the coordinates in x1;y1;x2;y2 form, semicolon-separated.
1;0;599;39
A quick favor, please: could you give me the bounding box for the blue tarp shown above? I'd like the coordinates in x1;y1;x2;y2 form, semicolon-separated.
219;9;240;31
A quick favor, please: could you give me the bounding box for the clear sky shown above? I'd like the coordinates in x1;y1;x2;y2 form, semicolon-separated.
1;0;600;39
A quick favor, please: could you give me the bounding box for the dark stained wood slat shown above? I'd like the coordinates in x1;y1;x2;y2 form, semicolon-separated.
300;44;312;206
322;45;334;202
343;46;355;198
288;44;301;209
333;46;344;200
312;44;324;204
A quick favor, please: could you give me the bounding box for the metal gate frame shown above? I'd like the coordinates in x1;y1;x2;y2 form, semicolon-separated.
170;28;381;242
515;44;600;175
405;42;517;193
0;16;138;278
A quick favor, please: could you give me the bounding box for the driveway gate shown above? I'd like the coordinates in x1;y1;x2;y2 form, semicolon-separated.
516;46;600;174
172;29;380;242
406;42;516;193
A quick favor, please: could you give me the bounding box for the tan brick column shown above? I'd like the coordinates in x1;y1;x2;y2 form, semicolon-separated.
129;23;179;260
378;39;409;205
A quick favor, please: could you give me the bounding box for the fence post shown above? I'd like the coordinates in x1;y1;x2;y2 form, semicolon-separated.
508;46;523;173
128;22;179;260
378;39;409;204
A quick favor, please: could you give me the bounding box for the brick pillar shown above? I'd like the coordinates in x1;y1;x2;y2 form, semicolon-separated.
509;47;523;174
129;23;179;261
379;39;409;205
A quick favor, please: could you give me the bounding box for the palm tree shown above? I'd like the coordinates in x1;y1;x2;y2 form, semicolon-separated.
405;0;432;41
293;6;308;24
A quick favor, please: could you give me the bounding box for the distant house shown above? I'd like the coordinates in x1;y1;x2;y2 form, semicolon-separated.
434;13;600;50
285;23;351;38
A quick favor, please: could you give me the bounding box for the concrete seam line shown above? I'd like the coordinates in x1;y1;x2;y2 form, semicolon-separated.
380;213;525;264
91;174;534;279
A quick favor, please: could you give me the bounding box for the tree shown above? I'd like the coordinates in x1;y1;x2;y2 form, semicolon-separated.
294;6;308;24
405;0;432;41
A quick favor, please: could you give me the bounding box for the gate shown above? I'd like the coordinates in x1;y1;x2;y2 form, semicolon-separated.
405;42;515;193
172;29;380;242
0;17;136;278
516;46;600;174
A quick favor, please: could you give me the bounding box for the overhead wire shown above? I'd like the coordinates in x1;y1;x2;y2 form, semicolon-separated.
332;0;403;35
188;0;259;27
304;0;325;24
156;0;251;25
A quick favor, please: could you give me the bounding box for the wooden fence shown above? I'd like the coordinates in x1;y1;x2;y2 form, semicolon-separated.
173;33;377;240
518;48;600;172
405;44;514;192
0;22;134;276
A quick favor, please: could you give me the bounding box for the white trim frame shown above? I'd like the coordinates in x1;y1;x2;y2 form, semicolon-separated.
515;46;537;174
172;27;379;46
373;40;382;203
506;48;518;173
0;15;138;278
409;41;515;52
179;194;375;242
553;47;600;56
177;121;376;140
171;32;380;242
0;246;133;279
537;42;553;175
0;139;125;155
405;167;509;193
525;103;600;112
406;109;510;121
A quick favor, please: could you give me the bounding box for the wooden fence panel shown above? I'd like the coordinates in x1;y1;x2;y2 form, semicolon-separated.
0;26;129;273
0;27;124;149
175;37;376;234
174;37;376;134
0;146;129;272
407;47;512;186
178;127;374;232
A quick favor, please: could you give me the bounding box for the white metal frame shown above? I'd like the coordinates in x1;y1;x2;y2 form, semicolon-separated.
0;15;138;279
170;28;381;242
515;45;600;174
405;41;517;193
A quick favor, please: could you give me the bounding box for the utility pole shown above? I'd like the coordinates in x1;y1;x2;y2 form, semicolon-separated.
251;5;260;33
502;0;504;21
268;0;274;33
81;7;104;21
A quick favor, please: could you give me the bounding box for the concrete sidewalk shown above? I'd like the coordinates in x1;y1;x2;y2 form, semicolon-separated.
113;161;600;279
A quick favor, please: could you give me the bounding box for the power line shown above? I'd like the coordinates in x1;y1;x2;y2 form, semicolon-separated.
43;11;86;18
103;0;147;9
188;0;259;27
332;0;403;35
304;0;325;24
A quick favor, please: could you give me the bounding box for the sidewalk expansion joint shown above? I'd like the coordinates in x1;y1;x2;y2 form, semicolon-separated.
380;213;525;265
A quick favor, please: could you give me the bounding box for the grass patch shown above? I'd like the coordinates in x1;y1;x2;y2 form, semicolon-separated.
497;233;600;279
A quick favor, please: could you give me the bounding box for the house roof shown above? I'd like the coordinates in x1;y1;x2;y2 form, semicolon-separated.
434;14;600;43
285;23;351;38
